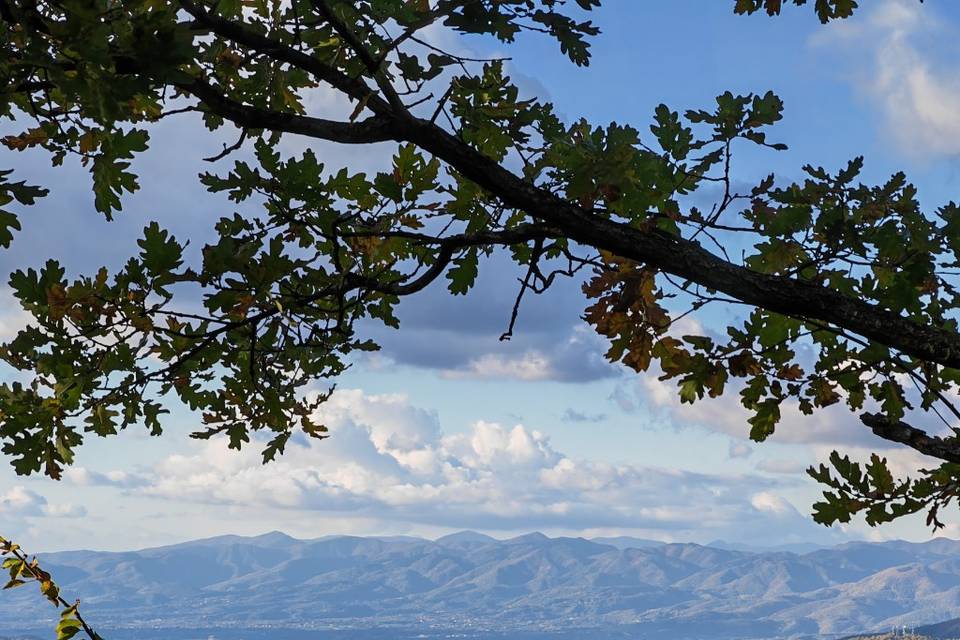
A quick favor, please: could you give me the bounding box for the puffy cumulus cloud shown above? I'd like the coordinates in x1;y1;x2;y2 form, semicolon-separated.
744;490;850;544
636;372;952;503
312;388;441;451
807;442;936;482
636;373;902;449
0;486;46;516
751;491;794;515
637;365;960;475
99;388;846;542
812;0;960;158
0;486;86;519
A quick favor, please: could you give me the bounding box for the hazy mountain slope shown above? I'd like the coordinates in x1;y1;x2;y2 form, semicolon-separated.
4;533;960;640
914;615;960;638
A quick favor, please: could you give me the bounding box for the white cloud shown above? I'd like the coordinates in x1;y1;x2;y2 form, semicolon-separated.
0;486;86;519
0;288;32;342
434;327;617;382
312;388;441;451
813;0;960;158
73;388;844;542
637;373;886;448
0;486;46;516
751;491;794;516
441;351;557;381
636;354;959;449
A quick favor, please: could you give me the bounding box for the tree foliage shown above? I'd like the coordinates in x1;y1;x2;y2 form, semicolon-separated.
0;0;952;534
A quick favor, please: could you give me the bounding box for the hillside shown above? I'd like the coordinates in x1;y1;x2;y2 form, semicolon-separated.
846;609;960;639
4;533;960;639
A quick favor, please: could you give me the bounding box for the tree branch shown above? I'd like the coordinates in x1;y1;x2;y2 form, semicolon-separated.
176;0;391;115
1;537;102;640
394;117;960;370
861;412;960;464
180;78;395;143
132;224;556;389
345;224;557;296
169;9;960;372
308;0;407;112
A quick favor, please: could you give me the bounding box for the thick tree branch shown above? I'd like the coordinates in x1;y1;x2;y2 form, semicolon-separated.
394;117;960;370
156;4;960;372
183;78;960;368
180;78;394;143
168;72;960;368
861;412;960;464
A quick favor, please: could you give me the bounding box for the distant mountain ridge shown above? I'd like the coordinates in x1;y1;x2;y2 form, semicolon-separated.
4;532;960;640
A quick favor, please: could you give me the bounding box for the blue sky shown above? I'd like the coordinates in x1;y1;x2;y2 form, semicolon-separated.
3;0;960;551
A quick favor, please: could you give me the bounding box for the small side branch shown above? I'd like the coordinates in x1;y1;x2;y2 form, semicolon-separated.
500;240;543;341
177;0;389;113
309;0;407;112
203;128;247;162
1;536;103;640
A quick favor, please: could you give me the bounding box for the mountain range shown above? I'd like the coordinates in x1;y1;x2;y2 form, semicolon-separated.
4;532;960;639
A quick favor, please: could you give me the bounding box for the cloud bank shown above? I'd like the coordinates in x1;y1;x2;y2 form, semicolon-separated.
61;389;848;545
